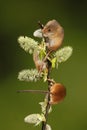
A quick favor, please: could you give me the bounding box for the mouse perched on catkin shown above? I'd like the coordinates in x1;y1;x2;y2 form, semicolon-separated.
42;20;64;51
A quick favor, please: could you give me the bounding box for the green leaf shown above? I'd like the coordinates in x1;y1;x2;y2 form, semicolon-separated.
39;49;46;60
51;57;57;68
43;70;48;82
39;98;52;114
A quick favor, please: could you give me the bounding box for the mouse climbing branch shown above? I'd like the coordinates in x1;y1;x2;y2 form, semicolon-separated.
17;19;73;130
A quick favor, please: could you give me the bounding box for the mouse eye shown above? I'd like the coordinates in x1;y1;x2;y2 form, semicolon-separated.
48;28;51;32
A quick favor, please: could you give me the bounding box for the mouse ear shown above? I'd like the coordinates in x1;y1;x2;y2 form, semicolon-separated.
33;29;43;38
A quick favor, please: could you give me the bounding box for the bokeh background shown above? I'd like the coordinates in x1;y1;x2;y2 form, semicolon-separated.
0;0;87;130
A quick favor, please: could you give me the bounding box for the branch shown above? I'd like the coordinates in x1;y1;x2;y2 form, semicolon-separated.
42;60;52;130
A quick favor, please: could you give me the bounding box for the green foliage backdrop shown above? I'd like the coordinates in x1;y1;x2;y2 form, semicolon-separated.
0;0;87;130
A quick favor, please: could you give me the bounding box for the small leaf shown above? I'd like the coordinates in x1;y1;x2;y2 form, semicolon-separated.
42;69;48;82
39;98;52;114
51;57;57;68
39;101;47;114
24;114;46;126
56;62;59;69
56;46;73;63
39;49;46;60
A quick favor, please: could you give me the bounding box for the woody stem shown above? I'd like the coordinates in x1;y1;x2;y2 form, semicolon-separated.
38;22;52;130
42;60;52;130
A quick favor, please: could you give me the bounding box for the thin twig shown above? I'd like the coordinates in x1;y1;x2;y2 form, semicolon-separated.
38;21;44;29
17;89;49;94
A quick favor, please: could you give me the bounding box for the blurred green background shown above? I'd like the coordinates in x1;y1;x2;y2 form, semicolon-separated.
0;0;87;130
